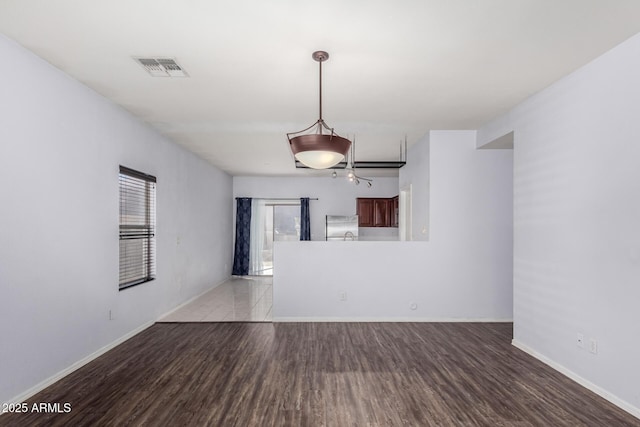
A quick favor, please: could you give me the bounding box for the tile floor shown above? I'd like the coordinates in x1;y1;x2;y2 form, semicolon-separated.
158;276;272;322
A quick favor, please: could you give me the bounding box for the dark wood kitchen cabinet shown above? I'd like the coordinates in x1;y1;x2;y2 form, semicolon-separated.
373;199;389;227
357;197;398;227
357;198;375;226
391;195;399;227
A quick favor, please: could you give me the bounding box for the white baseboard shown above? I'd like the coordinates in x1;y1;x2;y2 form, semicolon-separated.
157;276;231;320
4;321;155;408
274;317;513;323
512;339;640;420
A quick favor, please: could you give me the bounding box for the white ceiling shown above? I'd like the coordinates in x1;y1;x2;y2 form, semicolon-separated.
2;1;640;177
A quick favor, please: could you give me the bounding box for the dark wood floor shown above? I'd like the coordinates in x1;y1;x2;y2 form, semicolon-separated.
1;322;638;426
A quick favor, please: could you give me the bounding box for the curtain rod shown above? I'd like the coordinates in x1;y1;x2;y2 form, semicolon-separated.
235;197;318;201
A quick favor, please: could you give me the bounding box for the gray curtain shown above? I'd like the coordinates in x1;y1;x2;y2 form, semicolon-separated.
232;198;252;275
300;197;311;241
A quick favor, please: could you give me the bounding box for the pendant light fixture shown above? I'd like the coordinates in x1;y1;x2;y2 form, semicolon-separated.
287;51;351;169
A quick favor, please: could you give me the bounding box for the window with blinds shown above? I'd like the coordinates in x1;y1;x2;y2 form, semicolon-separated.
119;166;156;290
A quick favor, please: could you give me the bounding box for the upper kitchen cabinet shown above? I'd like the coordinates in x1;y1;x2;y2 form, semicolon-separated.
373;199;389;227
391;195;399;228
357;198;375;226
357;197;398;228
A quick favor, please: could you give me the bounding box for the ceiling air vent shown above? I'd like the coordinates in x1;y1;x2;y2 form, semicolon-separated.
134;57;188;77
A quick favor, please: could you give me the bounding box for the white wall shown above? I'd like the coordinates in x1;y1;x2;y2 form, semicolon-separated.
274;130;513;321
478;32;640;416
233;176;399;240
0;35;232;404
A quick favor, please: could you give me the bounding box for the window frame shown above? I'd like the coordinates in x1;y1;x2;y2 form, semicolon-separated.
118;165;156;291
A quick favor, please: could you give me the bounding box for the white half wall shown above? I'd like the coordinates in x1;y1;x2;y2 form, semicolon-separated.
479;32;640;415
0;35;233;404
274;130;513;321
232;176;400;240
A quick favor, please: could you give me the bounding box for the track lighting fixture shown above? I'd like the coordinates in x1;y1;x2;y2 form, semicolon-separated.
344;138;373;187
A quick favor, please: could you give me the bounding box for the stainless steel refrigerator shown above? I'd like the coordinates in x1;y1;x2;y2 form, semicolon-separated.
325;215;359;241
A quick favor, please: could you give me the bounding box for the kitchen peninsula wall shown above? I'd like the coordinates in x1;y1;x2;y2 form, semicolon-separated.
232;176;399;240
273;130;513;322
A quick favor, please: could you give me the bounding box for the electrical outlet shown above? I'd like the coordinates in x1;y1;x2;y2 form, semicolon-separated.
577;333;584;348
339;292;347;301
589;338;598;354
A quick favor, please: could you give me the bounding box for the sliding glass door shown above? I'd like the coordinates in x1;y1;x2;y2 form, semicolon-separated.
252;204;301;276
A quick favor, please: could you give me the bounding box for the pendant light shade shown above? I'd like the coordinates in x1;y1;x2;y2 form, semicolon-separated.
287;51;351;169
290;134;351;169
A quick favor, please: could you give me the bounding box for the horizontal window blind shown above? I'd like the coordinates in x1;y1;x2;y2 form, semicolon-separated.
119;166;156;290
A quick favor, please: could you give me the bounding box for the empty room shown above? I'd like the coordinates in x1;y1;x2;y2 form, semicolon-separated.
1;1;640;425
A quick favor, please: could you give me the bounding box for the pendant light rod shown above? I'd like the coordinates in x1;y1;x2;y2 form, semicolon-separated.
319;56;323;122
312;51;329;131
